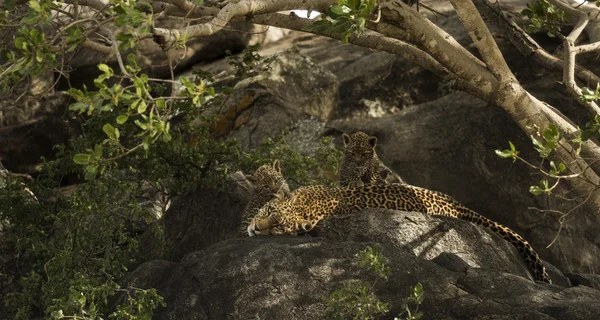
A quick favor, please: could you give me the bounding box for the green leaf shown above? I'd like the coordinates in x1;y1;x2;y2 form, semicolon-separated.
84;165;98;180
94;144;103;157
179;76;194;92
529;185;544;196
98;63;113;76
137;99;147;113
14;37;27;51
134;119;147;130
155;98;166;110
73;154;92;165
68;101;87;113
330;17;353;34
103;123;116;139
356;17;365;31
543;124;559;142
50;310;64;319
495;149;513;158
29;0;41;12
142;136;151;150
346;0;360;10
328;4;352;19
303;19;333;33
558;163;566;172
116;115;128;124
367;0;376;13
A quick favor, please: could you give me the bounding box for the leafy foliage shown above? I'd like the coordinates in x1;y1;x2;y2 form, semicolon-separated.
495;141;519;162
0;163;166;319
0;32;342;318
304;0;378;43
225;44;278;79
324;245;424;320
396;283;424;320
521;0;570;37
495;120;591;196
240;133;343;188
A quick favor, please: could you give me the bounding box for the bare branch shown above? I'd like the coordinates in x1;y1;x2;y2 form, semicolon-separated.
80;39;113;54
368;19;486;68
380;1;498;98
251;13;448;75
574;41;600;54
152;0;334;48
64;0;109;15
474;0;600;93
546;0;600;115
450;0;516;84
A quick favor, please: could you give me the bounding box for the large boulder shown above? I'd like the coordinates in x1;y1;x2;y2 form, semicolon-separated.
199;48;338;149
116;210;600;319
328;90;600;276
0;92;79;174
157;172;251;261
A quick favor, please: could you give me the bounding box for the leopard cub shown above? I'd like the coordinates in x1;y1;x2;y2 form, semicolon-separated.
339;132;403;187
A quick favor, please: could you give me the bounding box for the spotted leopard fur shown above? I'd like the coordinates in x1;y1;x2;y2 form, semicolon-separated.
241;160;291;235
248;184;552;283
339;132;403;187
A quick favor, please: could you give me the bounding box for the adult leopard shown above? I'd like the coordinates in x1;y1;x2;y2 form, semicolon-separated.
248;183;552;283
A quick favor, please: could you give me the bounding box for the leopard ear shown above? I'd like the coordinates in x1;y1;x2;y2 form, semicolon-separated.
342;133;351;146
272;189;286;201
272;159;281;173
368;136;377;148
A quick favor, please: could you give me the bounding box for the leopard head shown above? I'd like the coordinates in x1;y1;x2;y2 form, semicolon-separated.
247;191;313;236
342;132;378;163
245;160;291;199
247;195;288;236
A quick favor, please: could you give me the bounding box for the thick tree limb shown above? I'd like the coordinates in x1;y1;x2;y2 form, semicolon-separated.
545;0;600;115
450;0;516;84
250;13;455;80
380;1;498;99
368;19;487;69
475;0;600;116
152;0;334;47
474;0;600;87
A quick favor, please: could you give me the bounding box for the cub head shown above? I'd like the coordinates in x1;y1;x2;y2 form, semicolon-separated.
245;160;291;199
342;132;377;163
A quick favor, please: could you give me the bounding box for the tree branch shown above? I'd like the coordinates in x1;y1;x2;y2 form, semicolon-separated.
380;1;498;99
450;0;516;84
368;19;486;68
544;0;600;115
152;0;334;48
251;13;450;77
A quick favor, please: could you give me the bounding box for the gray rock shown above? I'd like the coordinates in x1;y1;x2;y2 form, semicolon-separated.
159;172;250;261
565;273;600;290
328;90;600;277
0;92;78;174
205;49;338;149
119;210;600;319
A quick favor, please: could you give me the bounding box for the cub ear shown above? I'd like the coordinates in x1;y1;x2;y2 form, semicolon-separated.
368;136;378;148
272;189;287;201
272;159;281;173
342;133;351;146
